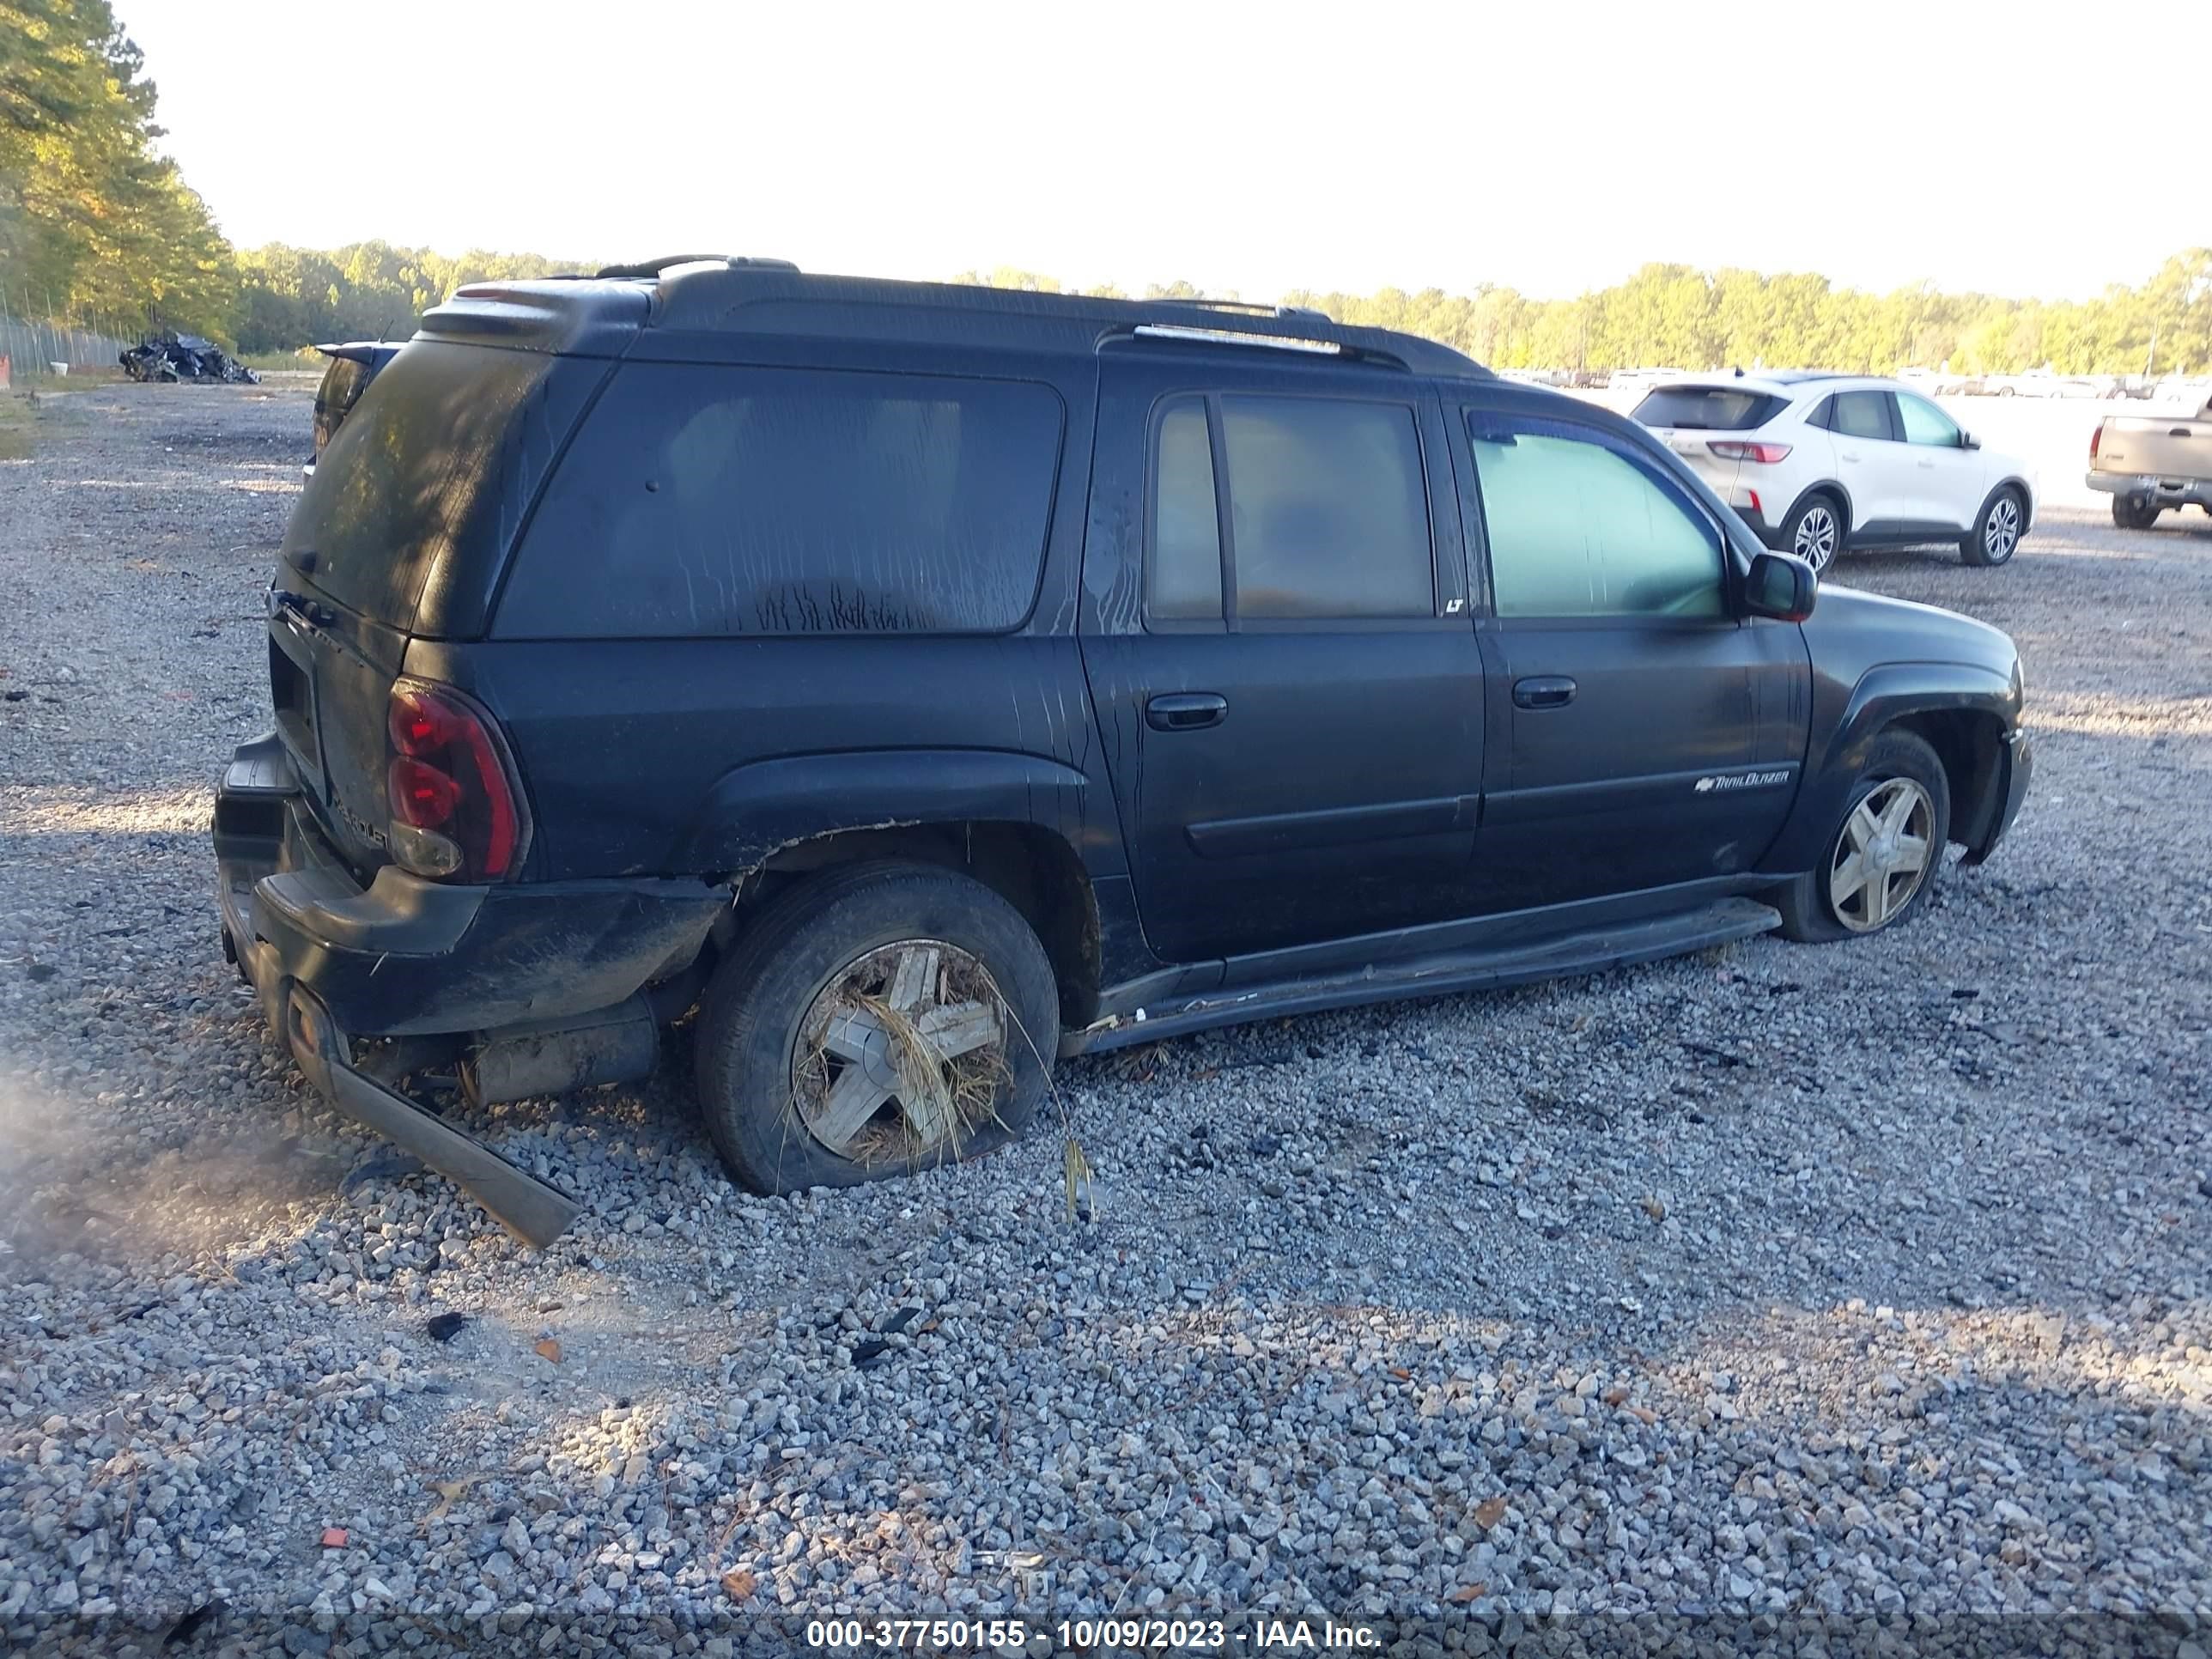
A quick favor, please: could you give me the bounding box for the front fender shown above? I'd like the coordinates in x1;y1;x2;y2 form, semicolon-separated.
1764;661;2020;874
672;748;1122;878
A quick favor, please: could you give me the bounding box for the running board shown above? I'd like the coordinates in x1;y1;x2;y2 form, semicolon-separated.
1066;897;1780;1054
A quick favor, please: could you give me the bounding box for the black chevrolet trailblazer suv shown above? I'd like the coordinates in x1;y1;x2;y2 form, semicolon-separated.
213;258;2033;1243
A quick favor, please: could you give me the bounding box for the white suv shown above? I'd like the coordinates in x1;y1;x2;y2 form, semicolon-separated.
1629;373;2037;571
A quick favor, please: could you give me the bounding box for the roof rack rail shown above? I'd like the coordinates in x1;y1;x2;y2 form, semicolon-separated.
591;254;799;280
1147;296;1338;325
1124;321;1407;369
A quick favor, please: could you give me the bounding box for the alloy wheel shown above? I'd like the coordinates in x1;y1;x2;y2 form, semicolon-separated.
1826;778;1936;932
1984;496;2021;562
1793;506;1839;571
790;939;1010;1164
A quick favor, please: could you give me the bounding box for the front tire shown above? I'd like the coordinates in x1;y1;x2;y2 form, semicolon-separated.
1780;494;1844;573
1775;731;1951;943
2112;496;2160;531
693;861;1060;1194
1962;487;2025;566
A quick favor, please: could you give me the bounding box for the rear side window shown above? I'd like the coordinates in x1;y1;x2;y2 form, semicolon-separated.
1149;401;1224;621
496;365;1064;637
288;341;559;627
1631;387;1787;431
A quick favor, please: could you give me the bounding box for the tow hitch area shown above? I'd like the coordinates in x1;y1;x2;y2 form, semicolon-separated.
282;986;583;1249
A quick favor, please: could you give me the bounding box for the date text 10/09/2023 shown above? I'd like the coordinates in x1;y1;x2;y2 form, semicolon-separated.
803;1617;1382;1651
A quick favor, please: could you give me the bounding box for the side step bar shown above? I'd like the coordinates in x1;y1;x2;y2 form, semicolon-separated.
1066;897;1781;1055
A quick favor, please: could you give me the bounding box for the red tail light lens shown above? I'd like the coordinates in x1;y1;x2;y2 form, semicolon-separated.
1708;441;1792;464
385;679;530;880
2089;422;2102;461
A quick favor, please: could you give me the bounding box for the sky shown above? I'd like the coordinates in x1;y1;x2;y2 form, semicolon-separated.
125;0;2211;304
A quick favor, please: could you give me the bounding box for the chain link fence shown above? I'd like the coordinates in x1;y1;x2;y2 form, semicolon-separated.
0;286;142;383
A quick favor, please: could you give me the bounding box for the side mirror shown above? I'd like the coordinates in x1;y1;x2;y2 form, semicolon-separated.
1744;550;1817;623
1960;430;1981;450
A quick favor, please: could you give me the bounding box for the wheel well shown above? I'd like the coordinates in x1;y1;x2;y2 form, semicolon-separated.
1888;708;2006;844
1794;483;1851;535
738;823;1102;1028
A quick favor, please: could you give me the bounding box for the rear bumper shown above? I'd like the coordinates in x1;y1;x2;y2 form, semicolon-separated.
215;734;725;1040
213;732;726;1245
2086;470;2212;511
1731;501;1784;550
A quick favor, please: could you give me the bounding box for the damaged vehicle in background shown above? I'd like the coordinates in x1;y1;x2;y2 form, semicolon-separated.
213;258;2033;1246
119;331;259;384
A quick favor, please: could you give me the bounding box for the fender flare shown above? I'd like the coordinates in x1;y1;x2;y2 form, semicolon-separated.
1974;476;2036;533
1780;480;1855;539
1764;661;2018;873
672;748;1121;878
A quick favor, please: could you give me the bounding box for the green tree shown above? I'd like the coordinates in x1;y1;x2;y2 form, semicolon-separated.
0;0;236;336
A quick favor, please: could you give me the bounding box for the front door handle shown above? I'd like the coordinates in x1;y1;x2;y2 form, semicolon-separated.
1146;692;1228;732
1512;676;1577;710
1917;458;1936;468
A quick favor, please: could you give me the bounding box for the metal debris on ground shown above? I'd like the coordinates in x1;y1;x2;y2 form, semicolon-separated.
118;332;258;385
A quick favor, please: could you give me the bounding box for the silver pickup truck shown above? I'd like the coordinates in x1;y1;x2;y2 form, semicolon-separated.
2088;397;2212;528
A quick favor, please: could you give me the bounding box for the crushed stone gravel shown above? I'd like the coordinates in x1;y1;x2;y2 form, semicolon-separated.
2;385;2208;1654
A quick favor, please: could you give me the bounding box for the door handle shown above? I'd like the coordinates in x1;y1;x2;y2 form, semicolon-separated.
1917;459;1936;468
1511;676;1577;710
1838;450;1862;462
1146;692;1228;732
2172;428;2196;438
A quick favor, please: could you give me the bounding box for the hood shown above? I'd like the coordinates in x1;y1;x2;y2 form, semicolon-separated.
1805;583;2023;686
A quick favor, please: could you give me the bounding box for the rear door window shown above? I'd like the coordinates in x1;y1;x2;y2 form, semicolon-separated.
1830;391;1894;441
1630;388;1788;431
1142;394;1437;625
496;364;1065;637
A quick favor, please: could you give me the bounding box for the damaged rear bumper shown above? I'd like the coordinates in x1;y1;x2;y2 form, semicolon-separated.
213;734;726;1244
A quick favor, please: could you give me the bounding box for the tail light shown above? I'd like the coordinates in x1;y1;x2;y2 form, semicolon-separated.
386;678;530;881
2089;422;2102;461
1709;441;1792;464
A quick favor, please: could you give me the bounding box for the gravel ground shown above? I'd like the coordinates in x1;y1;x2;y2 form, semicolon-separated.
2;384;2209;1656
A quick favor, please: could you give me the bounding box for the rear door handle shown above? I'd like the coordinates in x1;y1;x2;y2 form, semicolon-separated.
1838;450;1862;462
1917;458;1936;468
1146;692;1228;732
1511;676;1577;710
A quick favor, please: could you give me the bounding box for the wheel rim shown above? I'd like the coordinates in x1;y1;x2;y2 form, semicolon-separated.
1984;497;2020;561
1793;506;1838;570
789;939;1010;1164
1826;778;1936;933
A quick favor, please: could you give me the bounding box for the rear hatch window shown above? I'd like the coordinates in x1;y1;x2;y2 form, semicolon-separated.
1632;387;1788;431
283;340;563;632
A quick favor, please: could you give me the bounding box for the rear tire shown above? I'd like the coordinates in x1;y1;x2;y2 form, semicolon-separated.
693;860;1059;1194
2112;496;2160;531
1779;493;1844;573
1962;487;2025;565
1776;731;1951;943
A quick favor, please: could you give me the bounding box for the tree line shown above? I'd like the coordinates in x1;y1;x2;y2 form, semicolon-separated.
5;4;2208;374
961;260;2212;378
